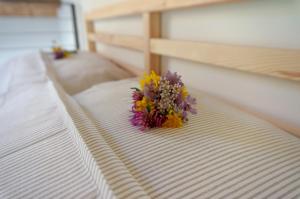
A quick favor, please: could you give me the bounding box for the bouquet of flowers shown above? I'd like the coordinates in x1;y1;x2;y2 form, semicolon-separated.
130;71;197;131
52;41;70;60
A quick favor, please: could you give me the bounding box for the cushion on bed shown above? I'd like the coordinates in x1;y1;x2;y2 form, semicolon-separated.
49;51;133;95
74;79;300;199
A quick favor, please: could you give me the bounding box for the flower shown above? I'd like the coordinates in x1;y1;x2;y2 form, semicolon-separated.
52;45;70;59
162;114;183;128
135;97;147;111
157;78;181;114
181;86;189;99
140;71;160;89
165;71;183;86
130;70;197;131
132;89;143;101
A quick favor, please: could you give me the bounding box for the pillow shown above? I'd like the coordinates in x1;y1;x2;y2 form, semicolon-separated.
49;51;134;95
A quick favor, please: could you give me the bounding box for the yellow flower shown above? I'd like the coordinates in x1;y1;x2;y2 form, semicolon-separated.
135;97;147;111
52;46;62;53
63;51;70;58
162;114;183;128
181;86;189;99
140;70;160;90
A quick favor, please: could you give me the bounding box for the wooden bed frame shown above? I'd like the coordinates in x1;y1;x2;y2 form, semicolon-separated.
85;0;300;81
85;0;300;136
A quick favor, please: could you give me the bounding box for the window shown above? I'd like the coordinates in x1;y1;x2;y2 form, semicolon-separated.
0;3;78;63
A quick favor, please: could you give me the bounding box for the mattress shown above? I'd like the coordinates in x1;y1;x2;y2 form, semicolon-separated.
0;52;124;199
74;79;300;199
47;51;133;95
1;51;300;198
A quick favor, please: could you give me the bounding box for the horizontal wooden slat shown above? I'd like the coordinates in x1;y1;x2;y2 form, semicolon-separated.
4;0;60;3
85;0;238;20
151;39;300;81
98;53;144;76
88;32;144;51
0;2;59;16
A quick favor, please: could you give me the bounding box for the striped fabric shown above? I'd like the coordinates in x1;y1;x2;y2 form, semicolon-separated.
0;52;118;199
2;51;300;198
52;82;150;199
74;79;300;199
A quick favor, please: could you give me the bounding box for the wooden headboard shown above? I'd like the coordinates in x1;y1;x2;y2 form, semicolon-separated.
85;0;300;81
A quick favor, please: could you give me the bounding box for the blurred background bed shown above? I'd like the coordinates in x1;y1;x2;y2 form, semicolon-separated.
0;0;135;95
48;51;133;95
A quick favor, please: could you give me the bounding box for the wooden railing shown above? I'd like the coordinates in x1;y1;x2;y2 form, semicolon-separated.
85;0;300;81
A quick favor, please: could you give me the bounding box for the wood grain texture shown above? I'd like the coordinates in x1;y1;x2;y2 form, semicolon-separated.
151;39;300;81
98;53;144;76
88;32;144;51
85;0;238;20
0;2;59;16
85;20;96;52
4;0;60;2
144;12;161;74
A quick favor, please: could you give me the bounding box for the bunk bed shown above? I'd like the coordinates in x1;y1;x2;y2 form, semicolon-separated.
1;0;300;198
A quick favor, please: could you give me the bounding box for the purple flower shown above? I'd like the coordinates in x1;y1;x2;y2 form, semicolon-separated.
130;111;147;130
175;91;184;105
54;51;64;59
185;96;197;114
147;111;167;128
165;71;184;86
130;109;167;131
144;82;159;100
187;95;197;105
132;90;144;101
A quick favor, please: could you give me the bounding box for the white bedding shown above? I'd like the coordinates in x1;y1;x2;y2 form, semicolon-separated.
48;51;133;95
74;79;300;199
1;51;300;199
0;52;133;199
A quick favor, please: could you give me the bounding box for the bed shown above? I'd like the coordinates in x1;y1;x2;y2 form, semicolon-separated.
1;51;299;199
45;51;134;95
73;79;300;199
1;0;300;198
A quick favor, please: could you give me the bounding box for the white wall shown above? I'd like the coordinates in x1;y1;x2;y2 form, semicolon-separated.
78;0;300;130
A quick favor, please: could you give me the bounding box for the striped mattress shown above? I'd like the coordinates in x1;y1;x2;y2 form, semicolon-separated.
1;52;300;198
0;52;120;199
74;79;300;199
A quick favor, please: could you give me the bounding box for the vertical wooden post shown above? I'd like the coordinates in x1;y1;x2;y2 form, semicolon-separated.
143;12;161;75
85;20;96;52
